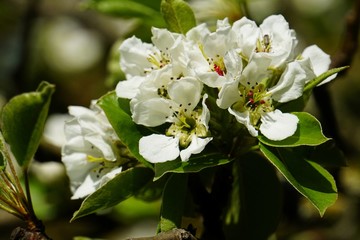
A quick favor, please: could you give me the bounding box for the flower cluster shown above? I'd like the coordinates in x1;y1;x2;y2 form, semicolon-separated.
62;101;129;199
116;14;334;163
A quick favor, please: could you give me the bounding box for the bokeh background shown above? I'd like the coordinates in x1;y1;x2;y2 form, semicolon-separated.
1;0;360;239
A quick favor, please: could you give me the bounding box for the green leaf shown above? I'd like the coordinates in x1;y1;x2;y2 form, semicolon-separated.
258;112;329;147
135;175;167;201
0;81;55;168
160;0;196;34
71;167;154;221
309;140;347;167
259;143;337;216
84;0;163;21
154;152;232;180
159;173;188;232
98;91;153;169
224;154;282;239
285;141;347;168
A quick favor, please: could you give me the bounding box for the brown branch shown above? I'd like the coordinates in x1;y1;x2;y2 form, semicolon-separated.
126;229;197;240
10;227;52;240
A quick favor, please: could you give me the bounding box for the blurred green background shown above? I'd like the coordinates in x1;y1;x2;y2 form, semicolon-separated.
1;0;360;239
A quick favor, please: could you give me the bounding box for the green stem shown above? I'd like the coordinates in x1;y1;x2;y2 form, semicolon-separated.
23;168;37;219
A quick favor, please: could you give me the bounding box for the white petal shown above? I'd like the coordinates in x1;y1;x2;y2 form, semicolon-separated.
168;77;202;109
200;94;211;129
269;61;309;103
197;72;226;88
131;98;171;127
228;108;258;137
62;152;95;183
231;17;259;58
260;110;298;141
119;36;154;77
63;118;82;140
186;23;210;43
151;27;179;52
260;15;290;36
302;45;330;76
239;56;272;87
216;79;241;109
68;105;94;118
223;49;243;81
203;23;232;57
85;134;116;161
180;135;212;162
71;174;98;199
301;45;336;85
116;76;145;99
99;167;123;188
139;134;180;163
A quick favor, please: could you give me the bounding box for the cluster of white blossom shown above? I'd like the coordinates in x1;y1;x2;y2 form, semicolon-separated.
115;15;334;164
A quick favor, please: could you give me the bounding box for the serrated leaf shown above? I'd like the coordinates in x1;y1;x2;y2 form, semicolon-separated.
224;154;282;239
0;81;55;168
98;91;153;169
260;143;337;216
258;112;329;147
154;152;232;180
160;0;196;34
71;167;154;221
159;173;188;232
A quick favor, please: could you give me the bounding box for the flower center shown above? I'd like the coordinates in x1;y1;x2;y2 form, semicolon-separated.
166;108;208;148
255;34;272;53
87;140;131;179
233;82;273;126
145;49;171;73
207;55;226;76
157;85;169;98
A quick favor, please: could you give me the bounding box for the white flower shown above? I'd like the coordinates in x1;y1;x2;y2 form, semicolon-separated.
130;66;203;127
231;15;298;68
116;28;194;99
218;56;312;140
139;94;212;163
187;19;243;88
61;101;123;199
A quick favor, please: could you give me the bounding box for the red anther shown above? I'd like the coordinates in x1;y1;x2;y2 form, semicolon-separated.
247;91;254;97
249;98;254;104
260;100;265;104
214;64;224;76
